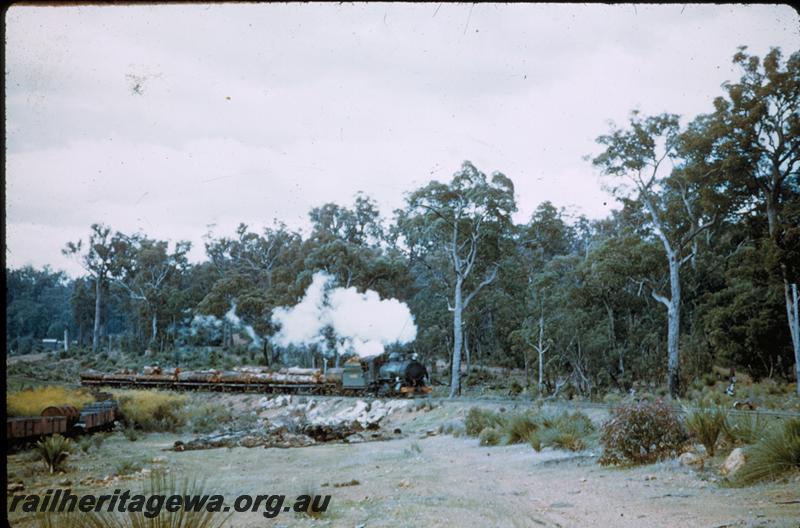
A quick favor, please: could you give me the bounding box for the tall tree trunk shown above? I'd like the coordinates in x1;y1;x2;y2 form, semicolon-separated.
537;310;546;395
450;276;464;398
151;311;158;346
92;277;102;354
788;282;800;396
464;329;471;372
666;254;681;398
766;194;800;395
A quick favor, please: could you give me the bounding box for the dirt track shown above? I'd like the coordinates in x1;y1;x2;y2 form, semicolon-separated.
7;397;800;527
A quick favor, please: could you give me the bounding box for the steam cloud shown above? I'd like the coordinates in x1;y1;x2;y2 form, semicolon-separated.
271;271;417;358
190;303;262;349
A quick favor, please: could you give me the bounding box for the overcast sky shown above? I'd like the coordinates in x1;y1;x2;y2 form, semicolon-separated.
5;4;799;276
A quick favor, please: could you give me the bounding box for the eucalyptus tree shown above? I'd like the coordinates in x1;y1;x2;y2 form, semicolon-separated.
707;47;800;393
397;161;516;397
592;113;719;397
63;224;127;353
113;236;192;348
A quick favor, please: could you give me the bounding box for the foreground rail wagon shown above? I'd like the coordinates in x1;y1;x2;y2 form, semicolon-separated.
7;400;119;445
80;353;431;397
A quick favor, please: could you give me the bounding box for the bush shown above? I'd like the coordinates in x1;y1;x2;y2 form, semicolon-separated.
599;400;689;466
186;403;232;434
465;407;505;437
722;414;766;446
502;413;539;444
7;386;94;417
732;418;800;485
113;390;188;432
479;427;502;446
35;434;73;474
685;406;727;456
123;424;140;442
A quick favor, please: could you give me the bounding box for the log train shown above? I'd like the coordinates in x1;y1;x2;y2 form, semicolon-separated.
80;353;431;397
7;400;119;445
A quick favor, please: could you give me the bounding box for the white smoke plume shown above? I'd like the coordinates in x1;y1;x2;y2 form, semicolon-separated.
225;302;263;348
190;303;262;349
271;271;417;358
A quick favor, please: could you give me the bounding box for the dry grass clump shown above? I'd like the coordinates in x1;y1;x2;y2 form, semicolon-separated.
479;427;502;446
186;402;233;434
731;418;800;486
503;412;539;444
722;414;767;447
685;406;727;456
112;389;188;432
7;386;94;417
464;407;505;436
464;407;595;452
529;411;594;452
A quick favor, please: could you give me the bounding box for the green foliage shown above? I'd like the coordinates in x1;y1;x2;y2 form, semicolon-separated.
464;407;505;437
599;400;689;466
502;412;539;444
722;414;767;447
186;402;233;434
35;434;73;474
123;424;140;442
685;406;727;456
732;419;800;485
478;427;502;446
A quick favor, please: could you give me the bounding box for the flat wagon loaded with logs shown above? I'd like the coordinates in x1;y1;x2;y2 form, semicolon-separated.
80;352;431;397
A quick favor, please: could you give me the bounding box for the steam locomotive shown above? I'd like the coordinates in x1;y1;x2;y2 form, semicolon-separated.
80;352;431;397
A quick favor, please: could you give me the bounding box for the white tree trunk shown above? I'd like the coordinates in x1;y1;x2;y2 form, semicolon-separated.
450;276;464;398
787;282;800;396
666;254;681;398
92;277;102;354
151;311;158;345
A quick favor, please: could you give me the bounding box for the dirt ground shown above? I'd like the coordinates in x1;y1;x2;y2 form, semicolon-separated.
7;397;800;528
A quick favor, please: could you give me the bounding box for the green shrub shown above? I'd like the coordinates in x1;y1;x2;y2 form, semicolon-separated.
599;400;689;466
479;427;502;446
685;406;726;456
465;407;505;437
722;414;766;446
187;403;232;434
123;424;140;442
732;418;800;485
35;434;73;474
502;412;539;444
